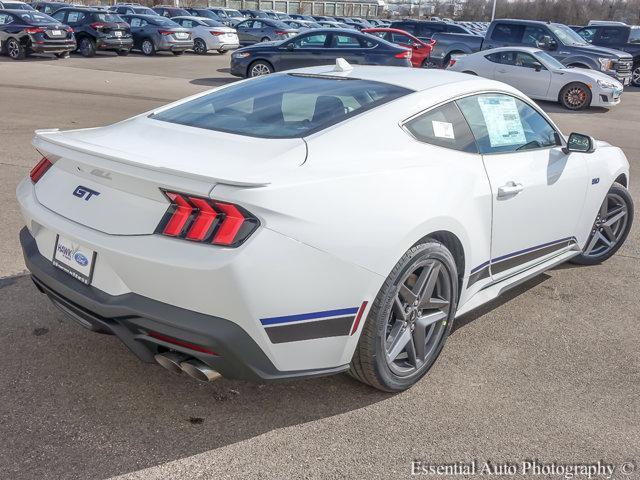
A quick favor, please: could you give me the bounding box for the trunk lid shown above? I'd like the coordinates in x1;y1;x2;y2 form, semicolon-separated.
32;117;306;235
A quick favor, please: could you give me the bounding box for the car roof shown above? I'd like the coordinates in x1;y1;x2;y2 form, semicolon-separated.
172;16;211;21
493;18;562;27
286;63;515;93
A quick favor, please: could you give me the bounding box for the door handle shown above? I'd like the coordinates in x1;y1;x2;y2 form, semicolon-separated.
497;181;524;199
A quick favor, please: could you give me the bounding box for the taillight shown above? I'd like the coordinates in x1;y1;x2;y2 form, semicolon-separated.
156;190;259;247
449;59;457;67
30;157;52;183
395;49;412;59
210;30;224;36
159;30;173;35
25;27;45;34
90;22;107;30
66;27;74;33
430;39;437;47
275;30;287;35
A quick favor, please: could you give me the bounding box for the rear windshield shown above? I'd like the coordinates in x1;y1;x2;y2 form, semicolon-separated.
152;73;412;138
152;17;179;26
92;12;123;22
19;11;58;24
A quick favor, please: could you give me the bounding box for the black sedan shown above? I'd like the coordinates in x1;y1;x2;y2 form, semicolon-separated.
0;8;75;59
230;29;412;78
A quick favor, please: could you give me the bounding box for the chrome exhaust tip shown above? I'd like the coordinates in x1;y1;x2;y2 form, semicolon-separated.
180;359;222;382
154;352;189;375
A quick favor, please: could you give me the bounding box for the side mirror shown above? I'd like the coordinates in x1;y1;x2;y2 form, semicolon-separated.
532;61;543;72
563;132;596;154
538;35;557;50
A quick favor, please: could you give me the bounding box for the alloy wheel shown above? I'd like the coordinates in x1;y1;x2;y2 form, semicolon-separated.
583;192;629;258
7;40;19;59
563;86;588;109
194;39;206;54
632;66;640;87
250;63;271;77
384;259;451;377
142;40;153;55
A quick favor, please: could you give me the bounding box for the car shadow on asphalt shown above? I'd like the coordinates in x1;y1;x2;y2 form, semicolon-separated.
452;273;550;334
0;273;392;480
190;77;237;87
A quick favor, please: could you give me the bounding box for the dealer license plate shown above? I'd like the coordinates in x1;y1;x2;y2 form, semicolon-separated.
52;234;96;285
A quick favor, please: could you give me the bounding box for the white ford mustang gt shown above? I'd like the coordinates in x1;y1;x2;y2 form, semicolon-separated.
18;60;633;391
448;47;624;110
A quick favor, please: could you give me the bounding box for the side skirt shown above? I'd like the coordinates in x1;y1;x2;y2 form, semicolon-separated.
455;249;580;318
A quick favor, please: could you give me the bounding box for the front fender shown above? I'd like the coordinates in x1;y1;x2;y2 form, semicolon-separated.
561;55;598;69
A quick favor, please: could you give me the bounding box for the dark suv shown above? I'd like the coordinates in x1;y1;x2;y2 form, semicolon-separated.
51;7;132;56
120;14;192;55
0;8;75;59
109;4;157;16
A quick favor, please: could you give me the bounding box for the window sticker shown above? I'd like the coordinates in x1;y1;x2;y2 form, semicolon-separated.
432;120;455;139
477;96;526;147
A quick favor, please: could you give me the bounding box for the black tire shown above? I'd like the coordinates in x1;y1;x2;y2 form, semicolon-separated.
54;51;70;59
349;240;458;392
116;49;130;56
78;37;96;57
141;38;156;56
260;36;270;42
247;59;273;77
632;63;640;88
172;50;185;56
217;49;228;54
6;38;26;60
559;82;592;110
193;38;207;55
571;183;633;266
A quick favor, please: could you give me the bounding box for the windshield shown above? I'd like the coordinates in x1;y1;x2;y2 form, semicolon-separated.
133;7;155;14
19;11;58;24
536;51;565;69
93;13;123;22
548;24;588;46
226;9;242;17
152;74;411;138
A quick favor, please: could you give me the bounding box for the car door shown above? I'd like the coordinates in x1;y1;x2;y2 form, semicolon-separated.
456;93;589;282
493;51;552;98
0;12;13;46
236;19;256;44
127;17;145;45
278;32;330;70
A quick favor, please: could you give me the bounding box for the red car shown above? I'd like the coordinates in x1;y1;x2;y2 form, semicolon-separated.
363;28;435;68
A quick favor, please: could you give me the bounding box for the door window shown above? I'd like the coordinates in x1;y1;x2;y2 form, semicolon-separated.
522;25;548;46
404;101;478;153
491;23;524;42
291;33;328;48
578;27;597;43
597;27;625;45
456;94;560;154
51;10;65;21
486;51;515;64
514;52;542;68
331;34;360;48
0;13;13;25
66;11;86;24
390;32;412;45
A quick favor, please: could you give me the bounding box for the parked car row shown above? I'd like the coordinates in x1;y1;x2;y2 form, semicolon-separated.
0;4;245;58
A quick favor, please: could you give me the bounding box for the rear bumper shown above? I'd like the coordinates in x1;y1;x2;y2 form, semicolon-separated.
31;40;76;53
158;38;193;51
20;227;349;382
96;37;133;50
217;42;240;51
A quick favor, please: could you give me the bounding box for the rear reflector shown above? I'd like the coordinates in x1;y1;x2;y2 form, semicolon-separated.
395;49;412;59
156;190;259;247
30;157;52;183
148;331;218;355
449;59;457;67
350;301;368;335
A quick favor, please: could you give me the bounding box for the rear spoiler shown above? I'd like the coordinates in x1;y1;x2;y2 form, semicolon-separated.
33;129;271;188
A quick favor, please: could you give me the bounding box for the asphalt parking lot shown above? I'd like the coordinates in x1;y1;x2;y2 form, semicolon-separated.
1;52;639;480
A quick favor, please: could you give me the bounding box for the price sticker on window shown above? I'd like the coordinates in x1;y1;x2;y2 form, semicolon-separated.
477;96;526;147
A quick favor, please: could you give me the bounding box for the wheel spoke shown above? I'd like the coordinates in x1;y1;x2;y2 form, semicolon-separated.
602;225;616;243
398;283;417;305
392;295;408;321
604;208;626;227
413;311;446;361
421;297;450;310
599;199;608;218
597;231;612;248
405;336;418;367
386;324;411;362
584;231;601;254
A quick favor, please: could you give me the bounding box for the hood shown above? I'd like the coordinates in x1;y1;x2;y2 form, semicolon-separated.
565;44;633;60
238;40;283;51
